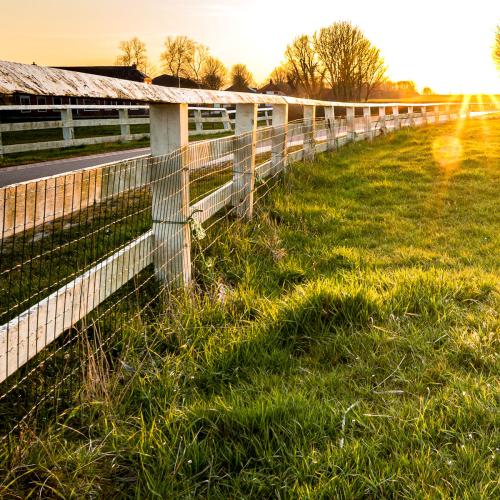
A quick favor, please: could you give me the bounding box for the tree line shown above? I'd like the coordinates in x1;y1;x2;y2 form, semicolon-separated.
116;35;254;91
116;21;436;100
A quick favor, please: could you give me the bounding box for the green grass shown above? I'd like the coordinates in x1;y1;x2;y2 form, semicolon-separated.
1;117;499;497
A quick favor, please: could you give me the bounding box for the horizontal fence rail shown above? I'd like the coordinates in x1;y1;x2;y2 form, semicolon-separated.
0;59;498;441
0;105;273;156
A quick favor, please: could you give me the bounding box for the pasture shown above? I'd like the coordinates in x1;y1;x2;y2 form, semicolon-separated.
1;116;498;498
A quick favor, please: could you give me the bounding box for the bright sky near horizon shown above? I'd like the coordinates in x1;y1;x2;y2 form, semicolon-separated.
0;0;498;94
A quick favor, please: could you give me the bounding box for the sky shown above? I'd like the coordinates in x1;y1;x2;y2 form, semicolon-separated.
0;0;498;94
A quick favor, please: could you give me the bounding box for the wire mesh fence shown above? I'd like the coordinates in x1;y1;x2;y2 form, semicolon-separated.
0;108;462;445
0;118;298;443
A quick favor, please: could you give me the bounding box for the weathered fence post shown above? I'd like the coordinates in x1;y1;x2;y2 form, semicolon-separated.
434;105;440;124
408;106;415;126
149;103;191;286
231;103;257;219
61;108;75;143
378;106;387;134
193;108;203;134
271;104;288;175
119;108;131;138
222;109;232;131
265;109;271;127
421;106;428;126
325;106;336;151
363;107;372;139
303;105;316;161
346;106;355;142
392;105;400;130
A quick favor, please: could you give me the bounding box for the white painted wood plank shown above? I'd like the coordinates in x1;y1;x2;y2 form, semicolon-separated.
255;159;273;179
0;121;63;132
0;156;151;239
3;134;149;154
0;230;153;383
190;181;233;224
73;118;149;127
288;149;304;162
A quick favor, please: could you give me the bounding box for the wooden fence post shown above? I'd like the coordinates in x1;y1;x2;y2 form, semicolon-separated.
434;105;440;124
325;106;336;151
421;106;428;126
303;105;316;161
271;104;288;175
408;106;415;126
232;103;257;219
378;106;387;134
149;103;191;286
222;109;232;131
265;109;271;127
363;107;372;139
61;108;75;143
119;108;131;138
193;109;203;134
346;106;355;141
392;105;400;130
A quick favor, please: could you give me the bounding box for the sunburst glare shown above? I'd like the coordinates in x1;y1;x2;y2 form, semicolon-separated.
432;135;463;170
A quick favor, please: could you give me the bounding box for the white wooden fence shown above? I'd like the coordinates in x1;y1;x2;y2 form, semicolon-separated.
0;105;273;156
0;59;496;386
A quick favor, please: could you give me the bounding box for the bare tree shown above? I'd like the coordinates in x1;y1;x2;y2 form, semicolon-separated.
357;41;387;101
160;36;214;83
187;44;210;82
160;36;196;78
315;22;386;101
284;35;324;98
268;64;292;86
201;56;227;89
230;64;255;89
116;37;148;73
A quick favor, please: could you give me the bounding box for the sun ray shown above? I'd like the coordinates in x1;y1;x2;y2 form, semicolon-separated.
454;93;472;135
474;94;494;145
488;94;500;113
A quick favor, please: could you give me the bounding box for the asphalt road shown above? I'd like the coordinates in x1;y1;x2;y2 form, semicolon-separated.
0;147;150;187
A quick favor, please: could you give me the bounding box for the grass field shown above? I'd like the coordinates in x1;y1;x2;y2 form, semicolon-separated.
1;117;498;497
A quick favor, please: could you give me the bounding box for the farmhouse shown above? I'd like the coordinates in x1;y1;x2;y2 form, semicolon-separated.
258;80;292;96
152;74;202;89
225;83;257;93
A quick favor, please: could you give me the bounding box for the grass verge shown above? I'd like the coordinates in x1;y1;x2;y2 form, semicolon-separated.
1;117;498;497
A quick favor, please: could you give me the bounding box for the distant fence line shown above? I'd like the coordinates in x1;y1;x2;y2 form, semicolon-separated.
0;105;274;156
0;59;498;440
